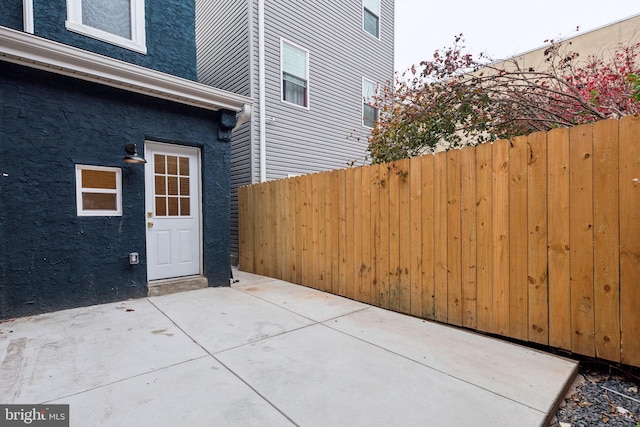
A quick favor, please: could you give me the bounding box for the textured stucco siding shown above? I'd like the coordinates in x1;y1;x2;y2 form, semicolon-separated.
0;63;231;319
0;1;24;30
2;0;198;80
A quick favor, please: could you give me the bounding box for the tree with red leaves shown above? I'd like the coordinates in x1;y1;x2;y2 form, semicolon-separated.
368;35;640;163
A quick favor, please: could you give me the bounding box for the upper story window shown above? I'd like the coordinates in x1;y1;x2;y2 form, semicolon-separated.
363;78;379;128
363;0;380;38
281;39;309;108
66;0;147;54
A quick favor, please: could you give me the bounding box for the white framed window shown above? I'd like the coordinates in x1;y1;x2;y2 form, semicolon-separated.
281;39;309;108
66;0;147;54
363;0;380;38
362;78;379;128
75;165;122;216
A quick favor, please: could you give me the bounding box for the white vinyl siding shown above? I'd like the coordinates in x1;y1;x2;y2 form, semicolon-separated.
281;39;309;108
66;0;146;53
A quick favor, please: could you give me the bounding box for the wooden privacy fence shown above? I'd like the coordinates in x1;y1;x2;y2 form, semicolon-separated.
238;116;640;368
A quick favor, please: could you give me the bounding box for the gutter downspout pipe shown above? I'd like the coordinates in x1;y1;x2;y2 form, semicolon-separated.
258;0;266;183
232;104;251;131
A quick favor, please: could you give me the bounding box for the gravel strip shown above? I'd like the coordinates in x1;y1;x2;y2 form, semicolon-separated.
551;361;640;427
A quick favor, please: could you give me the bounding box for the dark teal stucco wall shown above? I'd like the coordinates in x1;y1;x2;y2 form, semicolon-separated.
0;62;233;319
0;0;197;80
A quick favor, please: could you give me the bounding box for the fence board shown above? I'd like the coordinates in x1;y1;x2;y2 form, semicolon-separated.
238;185;253;272
409;156;423;317
378;166;390;308
287;178;297;283
547;128;572;350
492;139;510;336
527;131;549;345
434;153;448;322
255;183;267;276
316;173;326;291
360;166;372;303
398;158;412;314
370;165;381;307
330;170;341;295
476;142;493;332
268;182;279;278
619;115;640;367
447;149;462;326
269;180;287;277
592;119;620;361
460;146;477;329
388;163;402;311
338;169;347;296
345;168;355;298
509;136;528;340
294;177;304;284
421;155;435;319
569;124;595;357
352;168;363;300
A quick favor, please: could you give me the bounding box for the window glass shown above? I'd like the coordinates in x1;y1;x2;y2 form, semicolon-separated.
153;154;192;217
76;165;122;216
82;0;131;39
282;41;309;107
363;0;380;37
363;79;379;128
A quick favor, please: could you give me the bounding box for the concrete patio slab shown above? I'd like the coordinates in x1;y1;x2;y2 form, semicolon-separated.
50;357;294;427
216;323;546;427
326;306;577;413
0;269;578;426
149;286;314;354
0;298;206;404
234;275;370;322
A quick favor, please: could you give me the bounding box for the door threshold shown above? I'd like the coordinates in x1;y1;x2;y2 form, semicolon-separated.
147;275;208;297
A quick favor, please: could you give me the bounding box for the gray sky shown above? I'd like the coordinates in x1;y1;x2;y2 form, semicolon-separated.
394;1;639;73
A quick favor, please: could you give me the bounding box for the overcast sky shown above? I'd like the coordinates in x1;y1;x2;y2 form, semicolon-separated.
394;1;640;73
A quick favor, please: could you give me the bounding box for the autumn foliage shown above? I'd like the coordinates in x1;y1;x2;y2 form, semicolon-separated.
368;34;640;163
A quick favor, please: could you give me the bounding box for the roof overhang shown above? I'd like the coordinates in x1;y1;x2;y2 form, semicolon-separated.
0;26;252;113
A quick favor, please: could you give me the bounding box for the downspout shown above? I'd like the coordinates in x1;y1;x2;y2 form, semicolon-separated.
258;0;266;182
232;104;251;131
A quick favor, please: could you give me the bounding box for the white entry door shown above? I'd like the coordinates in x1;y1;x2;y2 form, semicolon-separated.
145;142;201;281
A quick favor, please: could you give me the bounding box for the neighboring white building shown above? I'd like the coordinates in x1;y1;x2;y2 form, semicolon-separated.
196;0;395;262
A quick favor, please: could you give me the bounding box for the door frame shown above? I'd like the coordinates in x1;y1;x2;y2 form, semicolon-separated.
144;140;204;282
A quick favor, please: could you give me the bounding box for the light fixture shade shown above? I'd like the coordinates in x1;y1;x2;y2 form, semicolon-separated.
123;143;147;164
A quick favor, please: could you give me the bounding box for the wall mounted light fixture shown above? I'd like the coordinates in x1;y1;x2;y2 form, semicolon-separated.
123;143;147;164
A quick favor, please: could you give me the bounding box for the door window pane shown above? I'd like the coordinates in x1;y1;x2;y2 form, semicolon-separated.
154;155;191;217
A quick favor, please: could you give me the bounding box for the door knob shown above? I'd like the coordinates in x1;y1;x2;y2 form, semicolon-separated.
147;222;154;228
